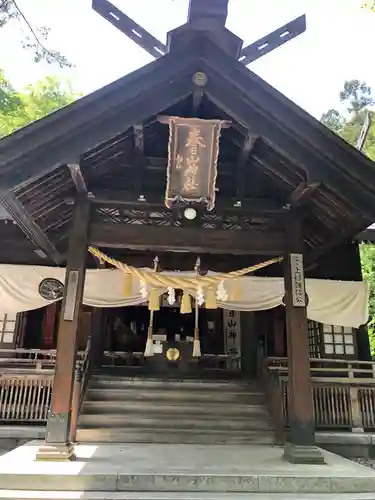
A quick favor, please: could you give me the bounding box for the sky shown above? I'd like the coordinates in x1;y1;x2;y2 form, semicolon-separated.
0;0;374;119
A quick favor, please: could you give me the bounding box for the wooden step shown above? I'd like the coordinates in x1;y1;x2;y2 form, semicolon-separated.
90;375;260;392
78;413;273;431
81;400;270;418
86;387;265;405
76;427;276;445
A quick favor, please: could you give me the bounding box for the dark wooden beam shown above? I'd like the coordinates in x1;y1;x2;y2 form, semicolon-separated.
188;0;229;27
236;133;257;200
90;223;285;255
89;189;284;214
288;182;320;207
157;115;232;128
133;124;144;193
92;0;166;58
67;163;88;194
0;193;63;264
239;15;306;66
133;125;144;155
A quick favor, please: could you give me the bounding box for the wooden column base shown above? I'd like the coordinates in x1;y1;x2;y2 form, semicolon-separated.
35;442;76;462
283;443;325;464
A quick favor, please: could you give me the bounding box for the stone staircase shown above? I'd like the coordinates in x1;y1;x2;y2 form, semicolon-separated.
77;372;276;445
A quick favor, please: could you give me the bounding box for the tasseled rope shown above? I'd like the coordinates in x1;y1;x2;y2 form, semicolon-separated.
144;257;159;357
180;291;192;314
148;288;160;311
205;286;218;309
192;257;201;358
123;273;133;296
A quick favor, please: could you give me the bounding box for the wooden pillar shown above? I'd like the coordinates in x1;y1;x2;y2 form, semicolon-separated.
283;214;324;464
273;308;285;358
42;303;58;349
36;197;91;461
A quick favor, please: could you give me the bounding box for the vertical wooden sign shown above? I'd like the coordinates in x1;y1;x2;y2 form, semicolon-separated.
290;253;306;307
223;309;241;369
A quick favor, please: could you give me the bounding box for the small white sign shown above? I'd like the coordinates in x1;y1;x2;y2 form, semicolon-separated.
290;253;306;307
153;342;163;354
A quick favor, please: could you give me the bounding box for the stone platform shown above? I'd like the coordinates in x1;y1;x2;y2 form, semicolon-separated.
0;441;375;498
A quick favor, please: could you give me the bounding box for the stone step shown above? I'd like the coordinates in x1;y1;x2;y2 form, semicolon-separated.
81;400;269;417
78;413;272;431
2;442;375;495
76;427;275;444
1;492;374;500
86;387;265;404
90;375;259;392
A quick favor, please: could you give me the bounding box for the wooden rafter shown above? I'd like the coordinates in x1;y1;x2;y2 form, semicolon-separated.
0;193;63;264
67;163;88;194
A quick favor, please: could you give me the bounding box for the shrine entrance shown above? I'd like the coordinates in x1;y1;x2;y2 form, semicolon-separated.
100;300;244;377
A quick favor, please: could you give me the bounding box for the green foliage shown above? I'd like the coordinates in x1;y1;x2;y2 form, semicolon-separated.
322;80;375;355
0;0;71;67
321;79;375;159
360;244;375;355
0;69;79;137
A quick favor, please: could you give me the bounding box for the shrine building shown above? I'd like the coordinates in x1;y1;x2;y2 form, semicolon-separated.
1;0;375;474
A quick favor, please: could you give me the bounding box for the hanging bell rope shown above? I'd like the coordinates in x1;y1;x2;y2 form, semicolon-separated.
144;256;159;358
192;257;201;358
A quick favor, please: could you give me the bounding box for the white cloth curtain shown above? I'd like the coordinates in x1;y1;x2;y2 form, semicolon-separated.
0;265;368;328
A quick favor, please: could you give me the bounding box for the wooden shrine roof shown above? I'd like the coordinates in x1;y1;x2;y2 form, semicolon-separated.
1;35;375;267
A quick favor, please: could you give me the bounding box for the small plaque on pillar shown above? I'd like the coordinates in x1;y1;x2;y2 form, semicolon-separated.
290;253;306;307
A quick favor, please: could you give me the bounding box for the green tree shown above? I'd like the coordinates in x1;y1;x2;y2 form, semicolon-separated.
321;79;375;157
321;80;375;355
339;80;374;116
0;69;79;137
0;0;71;67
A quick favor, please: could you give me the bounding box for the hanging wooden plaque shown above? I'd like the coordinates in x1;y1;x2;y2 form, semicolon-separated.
163;116;226;210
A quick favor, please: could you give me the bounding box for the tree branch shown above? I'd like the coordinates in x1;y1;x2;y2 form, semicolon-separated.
1;0;72;67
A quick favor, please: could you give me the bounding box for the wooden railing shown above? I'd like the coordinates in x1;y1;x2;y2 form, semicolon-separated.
0;348;86;425
0;348;86;371
0;372;54;423
264;356;375;432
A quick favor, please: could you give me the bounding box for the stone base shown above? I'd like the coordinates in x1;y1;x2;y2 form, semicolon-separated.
283;442;326;464
35;442;76;462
